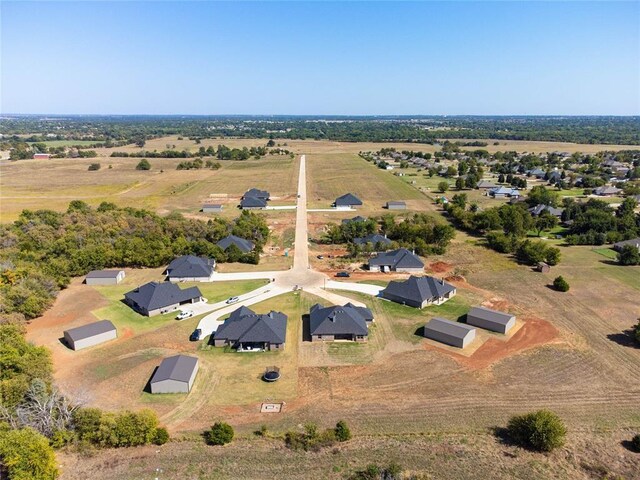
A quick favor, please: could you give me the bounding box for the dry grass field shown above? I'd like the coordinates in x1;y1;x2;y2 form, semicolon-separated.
8;137;640;479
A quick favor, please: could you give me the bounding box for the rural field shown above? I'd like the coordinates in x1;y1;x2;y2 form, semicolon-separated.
7;138;640;479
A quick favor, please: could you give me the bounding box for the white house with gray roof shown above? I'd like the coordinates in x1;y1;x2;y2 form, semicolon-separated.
466;306;516;334
368;248;424;273
424;317;476;348
85;270;125;285
149;355;199;394
213;306;287;351
217;235;255;253
334;193;363;210
381;275;456;308
165;255;216;282
64;320;117;350
308;303;373;342
124;282;203;317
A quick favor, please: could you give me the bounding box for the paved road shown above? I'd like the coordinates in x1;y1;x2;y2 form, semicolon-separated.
196;154;381;336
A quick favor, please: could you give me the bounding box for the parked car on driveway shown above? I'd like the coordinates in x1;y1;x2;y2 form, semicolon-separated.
335;271;351;278
226;296;240;304
316;255;324;259
189;328;202;341
176;310;194;320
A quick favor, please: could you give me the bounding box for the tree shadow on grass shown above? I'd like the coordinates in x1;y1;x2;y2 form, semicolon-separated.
491;426;519;448
620;439;640;453
607;330;639;349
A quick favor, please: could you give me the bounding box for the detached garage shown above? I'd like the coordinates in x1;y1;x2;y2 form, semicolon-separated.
85;270;125;285
424;317;476;348
149;355;199;394
64;320;117;350
466;306;516;334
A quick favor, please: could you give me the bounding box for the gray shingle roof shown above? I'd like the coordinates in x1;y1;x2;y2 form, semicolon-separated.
382;275;455;304
64;320;116;342
426;317;475;339
467;306;514;326
529;204;564;217
217;235;255;253
86;270;123;279
215;306;287;344
369;248;424;269
124;282;202;311
242;188;270;200
151;355;198;383
166;255;215;278
240;197;267;208
342;216;367;225
335;193;363;206
353;234;392;246
309;303;370;336
613;237;640;251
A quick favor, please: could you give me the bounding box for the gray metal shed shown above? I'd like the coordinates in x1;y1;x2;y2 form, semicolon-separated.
150;355;199;394
466;306;516;334
202;204;223;213
424;317;476;348
85;270;125;285
386;201;407;210
63;320;117;350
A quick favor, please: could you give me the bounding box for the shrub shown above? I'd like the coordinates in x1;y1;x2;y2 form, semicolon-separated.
72;407;103;443
205;422;234;446
634;320;640;345
507;409;567;452
87;163;101;171
553;276;570;292
0;427;59;479
284;423;337;451
335;420;352;442
631;433;640;452
135;158;151;170
618;244;640;266
153;427;170;445
438;181;449;193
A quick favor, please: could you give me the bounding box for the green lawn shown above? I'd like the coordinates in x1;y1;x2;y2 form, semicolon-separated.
29;139;100;147
91;279;268;333
592;248;618;260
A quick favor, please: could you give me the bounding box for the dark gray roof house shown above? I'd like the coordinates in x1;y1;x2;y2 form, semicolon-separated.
124;282;203;316
593;186;622;196
240;196;267;209
424;317;476;348
334;193;363;208
165;255;215;282
466;306;516;334
85;269;125;285
613;237;640;252
476;179;498;189
342;215;367;225
242;188;270;200
309;303;372;342
381;275;457;308
217;235;255;253
368;248;424;272
149;355;199;394
529;204;564;217
213;306;287;351
354;234;392;247
63;319;117;350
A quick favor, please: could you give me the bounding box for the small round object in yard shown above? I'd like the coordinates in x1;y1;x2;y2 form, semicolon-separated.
263;368;281;382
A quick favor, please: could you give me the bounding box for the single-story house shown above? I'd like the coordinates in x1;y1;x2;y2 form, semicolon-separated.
342;215;367;225
240;196;267;209
613;237;640;252
368;248;424;273
381;275;456;308
217;235;255;253
149;355;199;394
85;269;125;286
353;234;392;248
242;188;270;201
63;320;117;351
334;193;363;210
213;306;287;351
547;171;562;184
202;204;223;213
309;302;373;342
386;201;406;210
593;186;622;196
466;306;516;334
527;168;546;179
529;204;564;218
124;282;203;317
424;317;476;348
489;186;520;198
476;180;498;189
165;255;215;282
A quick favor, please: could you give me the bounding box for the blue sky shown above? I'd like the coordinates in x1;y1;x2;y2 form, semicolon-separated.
1;1;638;115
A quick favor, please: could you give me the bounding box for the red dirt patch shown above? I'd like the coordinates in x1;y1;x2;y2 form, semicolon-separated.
425;317;561;371
429;261;452;273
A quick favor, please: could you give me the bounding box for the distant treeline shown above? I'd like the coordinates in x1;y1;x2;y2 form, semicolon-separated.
2;116;640;145
110;145;293;160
